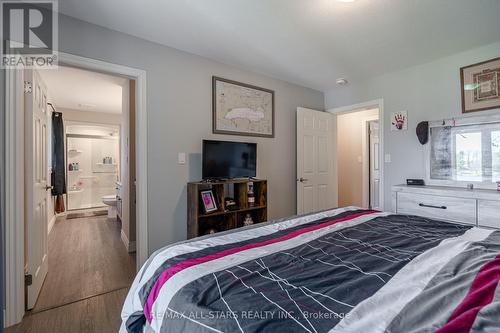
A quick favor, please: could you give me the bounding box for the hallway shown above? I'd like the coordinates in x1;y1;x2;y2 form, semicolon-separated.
6;215;136;332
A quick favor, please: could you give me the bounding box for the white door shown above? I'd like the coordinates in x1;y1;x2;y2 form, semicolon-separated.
369;121;380;210
296;107;337;214
25;69;49;309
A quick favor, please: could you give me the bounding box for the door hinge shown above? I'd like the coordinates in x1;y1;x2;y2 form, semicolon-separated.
24;81;32;94
25;274;33;286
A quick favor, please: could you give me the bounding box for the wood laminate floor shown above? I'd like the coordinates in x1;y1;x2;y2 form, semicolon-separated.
35;215;136;311
5;288;128;333
6;215;136;333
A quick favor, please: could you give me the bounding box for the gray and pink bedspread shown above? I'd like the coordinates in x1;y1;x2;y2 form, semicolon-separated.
120;207;500;333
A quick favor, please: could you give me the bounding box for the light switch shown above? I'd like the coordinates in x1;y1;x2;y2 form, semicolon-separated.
178;152;186;165
384;154;391;163
357;156;362;163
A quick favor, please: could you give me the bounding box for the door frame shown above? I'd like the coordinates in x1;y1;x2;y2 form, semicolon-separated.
4;52;149;327
366;120;379;209
328;99;385;210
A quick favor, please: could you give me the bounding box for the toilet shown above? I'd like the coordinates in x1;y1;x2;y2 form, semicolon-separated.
102;195;117;218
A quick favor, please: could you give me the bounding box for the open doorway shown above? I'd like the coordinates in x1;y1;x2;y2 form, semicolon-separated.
329;99;384;210
4;53;148;328
23;65;137;313
336;109;379;208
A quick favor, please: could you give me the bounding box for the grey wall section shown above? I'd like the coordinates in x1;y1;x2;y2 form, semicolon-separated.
57;15;324;253
325;40;500;211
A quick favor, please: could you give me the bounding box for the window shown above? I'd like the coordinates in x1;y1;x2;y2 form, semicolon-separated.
455;131;482;181
429;122;500;186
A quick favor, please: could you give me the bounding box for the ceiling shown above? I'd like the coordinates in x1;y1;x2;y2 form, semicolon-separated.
39;66;126;114
59;0;500;91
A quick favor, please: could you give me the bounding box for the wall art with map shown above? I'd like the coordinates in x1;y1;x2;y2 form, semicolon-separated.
461;57;500;113
212;76;274;137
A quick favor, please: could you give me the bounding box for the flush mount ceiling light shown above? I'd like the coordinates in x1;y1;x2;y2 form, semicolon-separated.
336;78;349;86
336;0;356;2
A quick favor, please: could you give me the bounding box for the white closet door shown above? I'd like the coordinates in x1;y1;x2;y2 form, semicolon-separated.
296;107;337;214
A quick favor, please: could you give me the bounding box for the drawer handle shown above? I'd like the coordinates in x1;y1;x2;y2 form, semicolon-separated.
419;203;447;210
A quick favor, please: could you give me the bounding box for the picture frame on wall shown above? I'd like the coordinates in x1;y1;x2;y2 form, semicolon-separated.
212;76;275;138
461;57;500;113
391;111;408;131
200;190;218;214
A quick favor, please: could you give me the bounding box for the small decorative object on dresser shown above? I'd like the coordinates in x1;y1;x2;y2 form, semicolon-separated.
461;56;500;113
212;76;274;137
406;179;425;186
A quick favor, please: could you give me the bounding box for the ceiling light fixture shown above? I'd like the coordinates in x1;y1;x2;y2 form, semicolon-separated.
336;0;356;3
336;78;349;86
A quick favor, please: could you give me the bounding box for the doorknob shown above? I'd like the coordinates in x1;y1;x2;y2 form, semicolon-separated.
45;185;53;191
297;177;309;183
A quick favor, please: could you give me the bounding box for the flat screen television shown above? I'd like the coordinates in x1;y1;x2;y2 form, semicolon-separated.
202;140;257;179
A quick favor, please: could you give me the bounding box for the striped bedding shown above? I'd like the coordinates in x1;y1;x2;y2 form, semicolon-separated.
120;207;500;333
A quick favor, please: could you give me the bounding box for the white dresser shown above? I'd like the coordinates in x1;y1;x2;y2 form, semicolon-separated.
392;185;500;229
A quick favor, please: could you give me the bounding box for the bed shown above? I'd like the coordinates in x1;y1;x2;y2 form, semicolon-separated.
120;207;500;333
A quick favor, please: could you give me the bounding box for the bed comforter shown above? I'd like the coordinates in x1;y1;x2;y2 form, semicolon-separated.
121;207;500;333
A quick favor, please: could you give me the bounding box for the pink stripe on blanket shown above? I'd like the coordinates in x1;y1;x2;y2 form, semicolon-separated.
144;210;379;322
435;254;500;333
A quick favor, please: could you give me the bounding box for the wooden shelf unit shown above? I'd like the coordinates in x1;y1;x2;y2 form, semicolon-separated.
187;179;267;239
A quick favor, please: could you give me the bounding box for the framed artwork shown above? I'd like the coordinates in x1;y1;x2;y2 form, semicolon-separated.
200;190;218;213
461;57;500;113
212;76;274;137
391;111;408;131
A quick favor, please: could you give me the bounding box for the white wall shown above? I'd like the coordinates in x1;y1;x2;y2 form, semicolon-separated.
58;15;325;253
60;108;121;125
326;40;500;210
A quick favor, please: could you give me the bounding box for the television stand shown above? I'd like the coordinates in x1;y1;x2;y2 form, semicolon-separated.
187;178;267;238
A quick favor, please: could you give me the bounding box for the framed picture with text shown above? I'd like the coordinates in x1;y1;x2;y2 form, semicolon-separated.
461;57;500;113
212;76;275;137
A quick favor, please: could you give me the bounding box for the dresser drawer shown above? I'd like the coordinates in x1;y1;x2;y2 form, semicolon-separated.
478;200;500;229
397;192;476;225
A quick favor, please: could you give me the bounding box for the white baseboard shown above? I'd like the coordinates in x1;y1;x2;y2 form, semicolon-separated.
48;215;56;235
121;229;136;253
